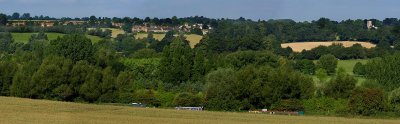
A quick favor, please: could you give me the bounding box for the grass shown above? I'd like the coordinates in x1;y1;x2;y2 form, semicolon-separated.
135;33;203;48
12;33;103;44
0;96;399;124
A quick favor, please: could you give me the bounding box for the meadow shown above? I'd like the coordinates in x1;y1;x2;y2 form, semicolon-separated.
0;96;399;124
281;41;376;52
11;33;103;43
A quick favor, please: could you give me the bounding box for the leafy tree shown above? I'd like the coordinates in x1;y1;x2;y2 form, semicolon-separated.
0;32;14;53
50;34;94;63
353;62;366;76
0;13;7;25
324;70;357;99
30;56;72;99
316;54;338;75
0;60;17;95
11;12;20;20
159;37;192;85
294;59;316;75
365;54;400;91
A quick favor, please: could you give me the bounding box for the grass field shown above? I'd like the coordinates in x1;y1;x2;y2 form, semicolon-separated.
281;41;376;52
11;33;103;43
0;96;399;124
313;59;368;86
135;33;203;48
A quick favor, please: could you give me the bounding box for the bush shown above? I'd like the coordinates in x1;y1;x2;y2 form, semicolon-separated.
303;97;348;115
349;88;386;116
324;73;357;99
389;87;400;104
271;99;304;111
173;92;203;107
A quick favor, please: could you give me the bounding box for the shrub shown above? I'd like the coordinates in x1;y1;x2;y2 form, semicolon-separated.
173;92;202;107
303;97;348;115
271;99;304;111
349;88;386;116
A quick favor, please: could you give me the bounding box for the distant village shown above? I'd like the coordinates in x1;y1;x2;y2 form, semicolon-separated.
6;20;212;35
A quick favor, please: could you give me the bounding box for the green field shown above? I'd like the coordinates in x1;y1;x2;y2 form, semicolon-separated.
0;96;398;124
312;59;368;85
11;33;103;43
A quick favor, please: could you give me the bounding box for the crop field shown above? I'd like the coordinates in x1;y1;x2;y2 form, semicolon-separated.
281;41;376;52
0;96;398;124
11;33;103;43
135;33;203;48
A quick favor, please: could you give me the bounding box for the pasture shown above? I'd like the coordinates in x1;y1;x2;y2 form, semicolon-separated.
11;33;103;43
0;96;399;124
135;33;203;48
281;41;376;52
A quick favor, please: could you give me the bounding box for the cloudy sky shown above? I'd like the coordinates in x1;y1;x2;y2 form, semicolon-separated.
0;0;399;21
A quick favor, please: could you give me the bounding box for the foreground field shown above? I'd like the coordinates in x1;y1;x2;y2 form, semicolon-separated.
11;33;103;43
0;97;399;124
135;33;203;48
281;41;376;52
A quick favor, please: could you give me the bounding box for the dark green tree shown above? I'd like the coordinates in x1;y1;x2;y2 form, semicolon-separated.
316;54;338;75
50;34;94;63
159;37;193;85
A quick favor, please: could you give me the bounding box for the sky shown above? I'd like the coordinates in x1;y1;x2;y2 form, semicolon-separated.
0;0;399;21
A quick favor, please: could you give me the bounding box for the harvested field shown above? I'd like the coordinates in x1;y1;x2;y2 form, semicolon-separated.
281;41;376;52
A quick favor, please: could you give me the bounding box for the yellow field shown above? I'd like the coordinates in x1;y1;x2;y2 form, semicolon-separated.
281;41;376;52
0;97;399;124
135;33;203;48
87;28;125;38
135;33;166;41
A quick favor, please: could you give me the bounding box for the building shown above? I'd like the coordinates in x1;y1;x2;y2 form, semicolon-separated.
367;20;378;29
112;22;124;28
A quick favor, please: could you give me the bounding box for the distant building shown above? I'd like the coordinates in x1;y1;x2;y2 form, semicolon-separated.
367;20;378;29
112;22;124;28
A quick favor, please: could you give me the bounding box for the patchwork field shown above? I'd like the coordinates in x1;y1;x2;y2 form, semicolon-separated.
135;33;203;48
11;33;103;43
281;41;376;52
0;96;398;124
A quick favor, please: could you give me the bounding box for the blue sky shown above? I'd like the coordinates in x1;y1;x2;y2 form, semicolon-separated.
0;0;399;21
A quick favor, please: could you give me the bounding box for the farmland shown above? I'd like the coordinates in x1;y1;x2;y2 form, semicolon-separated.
0;96;399;124
135;33;203;48
281;41;376;52
11;33;103;43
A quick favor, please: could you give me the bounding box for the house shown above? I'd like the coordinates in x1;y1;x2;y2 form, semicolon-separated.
367;20;378;29
112;22;124;28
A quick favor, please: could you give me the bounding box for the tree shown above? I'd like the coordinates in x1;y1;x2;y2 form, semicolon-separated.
159;37;193;85
150;31;174;52
30;56;72;99
0;13;7;25
294;59;316;75
0;32;14;53
353;62;366;76
324;70;357;99
11;12;20;20
316;54;338;75
50;34;94;63
21;13;31;20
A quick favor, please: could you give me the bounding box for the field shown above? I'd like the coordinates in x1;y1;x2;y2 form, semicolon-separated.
11;33;103;43
313;59;368;86
135;33;203;48
87;28;125;38
0;97;399;124
281;41;376;52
